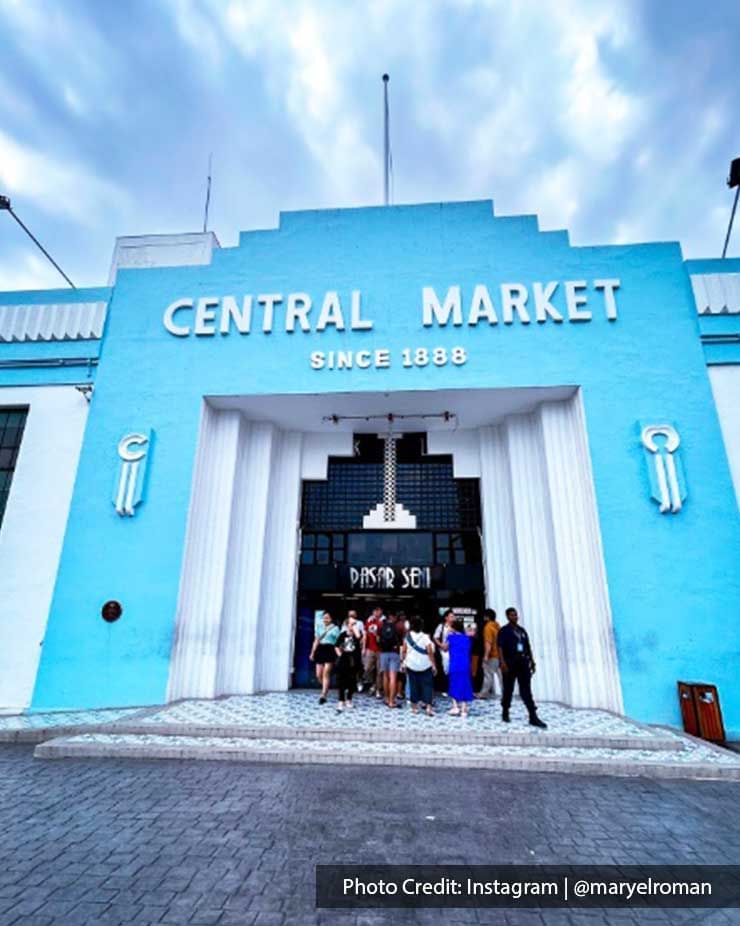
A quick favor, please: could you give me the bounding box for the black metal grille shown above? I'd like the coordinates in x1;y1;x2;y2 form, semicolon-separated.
0;407;28;530
301;458;481;531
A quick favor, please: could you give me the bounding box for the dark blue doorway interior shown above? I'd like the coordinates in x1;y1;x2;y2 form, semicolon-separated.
291;433;485;688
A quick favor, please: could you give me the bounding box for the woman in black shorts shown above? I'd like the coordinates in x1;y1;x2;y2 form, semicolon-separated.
310;611;340;704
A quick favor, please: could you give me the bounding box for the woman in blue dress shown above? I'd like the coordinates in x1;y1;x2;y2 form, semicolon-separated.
437;618;475;717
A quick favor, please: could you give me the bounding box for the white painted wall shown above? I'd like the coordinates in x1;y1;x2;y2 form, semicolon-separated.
108;232;219;284
301;431;353;479
0;386;89;712
708;365;740;508
427;429;480;476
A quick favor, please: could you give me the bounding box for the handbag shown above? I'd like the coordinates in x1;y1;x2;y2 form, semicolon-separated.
407;632;428;656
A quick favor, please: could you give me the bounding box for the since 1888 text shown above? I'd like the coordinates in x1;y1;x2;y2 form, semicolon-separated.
310;346;468;371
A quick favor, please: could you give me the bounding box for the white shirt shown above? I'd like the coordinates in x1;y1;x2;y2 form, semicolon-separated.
433;622;451;671
405;631;433;672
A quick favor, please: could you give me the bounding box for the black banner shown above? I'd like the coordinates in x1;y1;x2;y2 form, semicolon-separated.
316;865;740;909
337;565;445;592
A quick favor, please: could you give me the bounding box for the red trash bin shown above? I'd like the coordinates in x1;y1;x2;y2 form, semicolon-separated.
677;681;725;743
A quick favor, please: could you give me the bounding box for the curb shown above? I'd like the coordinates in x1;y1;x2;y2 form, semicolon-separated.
33;736;740;781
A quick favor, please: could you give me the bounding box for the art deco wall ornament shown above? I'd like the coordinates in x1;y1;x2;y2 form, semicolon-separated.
640;422;686;514
113;431;151;517
363;431;417;529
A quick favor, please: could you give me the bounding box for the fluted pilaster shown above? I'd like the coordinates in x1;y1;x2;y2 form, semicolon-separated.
216;420;276;695
255;430;304;691
539;395;623;711
167;405;241;700
505;412;570;703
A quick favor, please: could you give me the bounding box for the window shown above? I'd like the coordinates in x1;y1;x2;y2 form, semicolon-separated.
433;531;481;565
300;533;347;565
0;407;28;531
346;531;433;566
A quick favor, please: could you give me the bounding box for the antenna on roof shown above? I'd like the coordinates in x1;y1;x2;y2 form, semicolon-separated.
202;153;213;233
382;74;393;206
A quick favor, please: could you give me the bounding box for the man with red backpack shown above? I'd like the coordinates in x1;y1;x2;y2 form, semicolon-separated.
378;609;402;708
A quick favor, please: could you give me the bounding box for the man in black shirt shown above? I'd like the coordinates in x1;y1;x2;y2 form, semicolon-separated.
497;607;547;728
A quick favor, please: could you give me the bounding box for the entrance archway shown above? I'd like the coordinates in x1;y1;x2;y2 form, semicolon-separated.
167;387;622;714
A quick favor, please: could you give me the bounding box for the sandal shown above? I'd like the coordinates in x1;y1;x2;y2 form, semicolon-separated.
448;707;461;716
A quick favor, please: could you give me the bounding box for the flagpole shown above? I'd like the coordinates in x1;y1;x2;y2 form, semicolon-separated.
383;74;390;206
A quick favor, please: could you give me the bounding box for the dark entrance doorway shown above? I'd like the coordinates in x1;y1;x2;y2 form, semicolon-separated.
292;434;485;688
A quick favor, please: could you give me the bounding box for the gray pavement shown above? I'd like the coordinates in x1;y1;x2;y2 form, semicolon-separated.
1;744;739;925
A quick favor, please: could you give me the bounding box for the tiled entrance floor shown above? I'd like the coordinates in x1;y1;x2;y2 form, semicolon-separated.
3;691;738;778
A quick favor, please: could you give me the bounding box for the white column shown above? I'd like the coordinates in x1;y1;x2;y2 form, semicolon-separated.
478;424;521;617
216;420;275;695
505;412;570;704
255;430;304;691
167;404;240;701
539;394;623;711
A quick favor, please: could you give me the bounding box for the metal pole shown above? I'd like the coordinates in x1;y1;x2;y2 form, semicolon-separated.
383;74;390;206
203;153;212;233
722;184;740;258
7;207;76;288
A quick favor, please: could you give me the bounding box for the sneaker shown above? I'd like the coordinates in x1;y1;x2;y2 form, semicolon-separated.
375;691;383;699
529;716;548;729
502;712;510;723
357;683;364;693
336;702;344;713
319;696;327;705
346;700;353;709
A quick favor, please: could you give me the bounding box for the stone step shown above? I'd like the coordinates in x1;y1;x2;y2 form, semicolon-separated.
0;694;695;752
33;731;740;781
103;720;683;752
0;707;153;744
95;692;692;754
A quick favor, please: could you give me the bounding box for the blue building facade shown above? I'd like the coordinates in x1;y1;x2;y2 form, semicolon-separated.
1;201;738;736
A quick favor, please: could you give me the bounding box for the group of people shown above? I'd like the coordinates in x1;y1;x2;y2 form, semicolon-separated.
309;605;547;727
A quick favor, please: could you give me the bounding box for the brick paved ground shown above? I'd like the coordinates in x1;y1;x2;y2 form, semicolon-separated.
1;744;739;925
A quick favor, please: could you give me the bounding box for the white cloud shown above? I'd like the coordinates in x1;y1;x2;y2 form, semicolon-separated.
1;0;730;264
0;251;69;291
167;0;386;204
0;0;124;121
0;130;130;227
164;0;648;226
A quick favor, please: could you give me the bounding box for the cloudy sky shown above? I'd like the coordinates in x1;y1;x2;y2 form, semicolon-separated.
1;0;738;291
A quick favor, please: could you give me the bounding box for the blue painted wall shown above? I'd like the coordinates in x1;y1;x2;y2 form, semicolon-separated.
25;201;740;735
